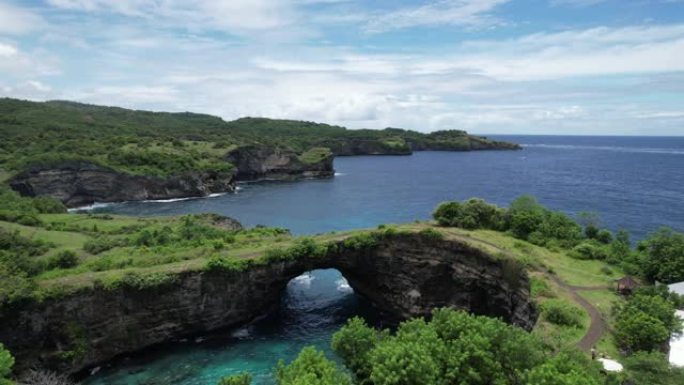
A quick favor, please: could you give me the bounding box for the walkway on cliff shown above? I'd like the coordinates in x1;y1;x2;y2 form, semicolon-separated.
457;232;608;352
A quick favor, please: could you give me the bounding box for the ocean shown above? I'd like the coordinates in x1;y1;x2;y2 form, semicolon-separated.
84;135;684;384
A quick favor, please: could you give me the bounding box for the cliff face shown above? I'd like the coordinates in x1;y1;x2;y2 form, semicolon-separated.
0;232;537;375
320;139;411;156
226;145;334;181
9;161;235;208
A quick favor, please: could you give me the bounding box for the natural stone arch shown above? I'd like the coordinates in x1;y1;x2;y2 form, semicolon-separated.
0;232;537;375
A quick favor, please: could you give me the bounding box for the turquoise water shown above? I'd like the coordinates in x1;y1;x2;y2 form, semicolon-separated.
83;136;684;384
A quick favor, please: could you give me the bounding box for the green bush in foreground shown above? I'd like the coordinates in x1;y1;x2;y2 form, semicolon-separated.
540;299;584;328
614;290;682;353
0;343;13;385
327;308;602;385
276;346;351;385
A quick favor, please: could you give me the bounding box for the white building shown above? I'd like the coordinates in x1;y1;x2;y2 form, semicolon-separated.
668;282;684;367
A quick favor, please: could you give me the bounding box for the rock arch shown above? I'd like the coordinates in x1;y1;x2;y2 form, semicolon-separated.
0;232;537;374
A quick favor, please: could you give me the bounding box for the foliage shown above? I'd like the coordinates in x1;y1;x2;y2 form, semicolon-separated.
434;196;582;248
101;271;178;291
275;346;351;385
432;198;504;230
614;292;681;353
330;308;603;385
0;343;13;385
569;241;610;260
622;351;684;385
540;299;584;328
331;317;384;382
47;250;79;270
217;373;252;385
0;98;512;179
83;236;120;254
523;351;601;385
637;227;684;283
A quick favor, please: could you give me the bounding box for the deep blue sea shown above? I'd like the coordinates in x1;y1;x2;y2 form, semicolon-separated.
83;135;684;385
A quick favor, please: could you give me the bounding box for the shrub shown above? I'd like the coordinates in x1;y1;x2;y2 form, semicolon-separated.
108;271;177;290
32;196;67;214
540;299;583;328
418;228;443;241
83;236;118;254
530;277;555;298
217;373;252;385
47;250;79;270
276;346;351;385
569;241;609;260
0;343;14;385
595;229;613;244
432;198;503;230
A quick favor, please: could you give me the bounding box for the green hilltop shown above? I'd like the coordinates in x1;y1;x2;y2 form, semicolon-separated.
0;98;519;179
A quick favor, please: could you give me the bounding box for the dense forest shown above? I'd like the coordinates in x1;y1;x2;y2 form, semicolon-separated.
0;98;518;179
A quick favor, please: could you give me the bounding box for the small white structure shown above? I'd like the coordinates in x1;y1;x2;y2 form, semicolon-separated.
669;281;684;296
668;281;684;367
598;358;623;372
669;310;684;367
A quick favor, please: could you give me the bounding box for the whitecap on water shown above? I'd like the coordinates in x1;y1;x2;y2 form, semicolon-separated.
334;172;345;176
230;327;251;339
290;273;315;288
67;202;114;212
336;278;353;293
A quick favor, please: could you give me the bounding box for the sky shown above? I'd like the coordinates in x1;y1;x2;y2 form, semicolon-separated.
0;0;683;135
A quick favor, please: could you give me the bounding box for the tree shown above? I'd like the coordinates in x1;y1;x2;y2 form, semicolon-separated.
615;307;670;353
275;346;351;385
0;343;14;385
578;212;601;240
623;351;684;385
637;227;684;283
432;199;503;230
331;317;382;381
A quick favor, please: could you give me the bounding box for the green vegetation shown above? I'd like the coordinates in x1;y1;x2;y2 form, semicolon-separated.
275;346;351;385
217;373;252;385
1;192;682;383
614;288;682;353
0;98;516;181
622;351;684;385
433;196;684;285
540;299;584;328
0;344;13;385
277;309;606;385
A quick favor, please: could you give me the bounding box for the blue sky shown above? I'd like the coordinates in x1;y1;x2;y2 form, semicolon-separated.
0;0;683;135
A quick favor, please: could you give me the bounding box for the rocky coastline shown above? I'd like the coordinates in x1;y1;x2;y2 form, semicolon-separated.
0;231;537;375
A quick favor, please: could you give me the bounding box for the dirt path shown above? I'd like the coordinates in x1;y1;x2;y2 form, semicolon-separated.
546;274;607;351
457;232;607;352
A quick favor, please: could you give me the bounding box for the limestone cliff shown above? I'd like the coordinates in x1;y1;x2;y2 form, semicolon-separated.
0;232;537;375
225;145;334;181
9;161;235;208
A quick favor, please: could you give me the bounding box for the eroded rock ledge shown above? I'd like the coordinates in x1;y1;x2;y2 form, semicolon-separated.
9;161;235;208
0;232;537;375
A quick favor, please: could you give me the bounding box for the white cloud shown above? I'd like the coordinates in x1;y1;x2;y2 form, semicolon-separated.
47;0;297;33
364;0;510;33
550;0;607;7
0;2;44;35
0;42;18;57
